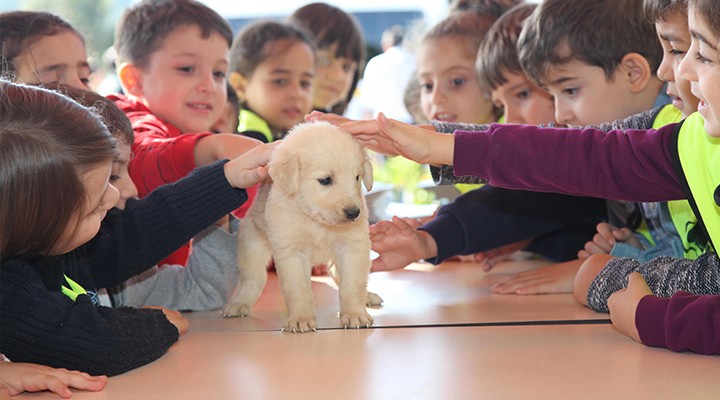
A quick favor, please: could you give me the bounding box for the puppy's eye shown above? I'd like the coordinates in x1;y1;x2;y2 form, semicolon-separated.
318;177;332;186
356;175;359;181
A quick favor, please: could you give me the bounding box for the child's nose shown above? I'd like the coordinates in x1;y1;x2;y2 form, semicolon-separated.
554;101;575;126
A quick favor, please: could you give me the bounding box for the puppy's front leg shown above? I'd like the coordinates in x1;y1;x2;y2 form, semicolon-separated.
336;250;374;329
275;253;316;333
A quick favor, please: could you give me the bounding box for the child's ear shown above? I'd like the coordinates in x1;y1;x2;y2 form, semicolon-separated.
117;62;143;96
228;72;249;103
620;53;652;93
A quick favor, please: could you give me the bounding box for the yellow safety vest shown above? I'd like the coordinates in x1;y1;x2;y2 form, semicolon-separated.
648;106;703;259
674;112;720;253
238;109;273;143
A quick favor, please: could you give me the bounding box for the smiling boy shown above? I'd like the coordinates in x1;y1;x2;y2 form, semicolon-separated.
111;0;262;265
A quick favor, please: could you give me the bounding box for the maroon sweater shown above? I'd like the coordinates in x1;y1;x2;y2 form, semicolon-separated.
452;121;720;354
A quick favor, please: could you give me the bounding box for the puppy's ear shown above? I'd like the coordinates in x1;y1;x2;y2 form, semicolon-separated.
362;155;373;191
269;152;300;198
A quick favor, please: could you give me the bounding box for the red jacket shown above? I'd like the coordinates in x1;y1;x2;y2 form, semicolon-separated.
109;93;255;265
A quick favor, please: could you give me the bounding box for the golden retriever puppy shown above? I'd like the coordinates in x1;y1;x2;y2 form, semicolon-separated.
223;121;380;332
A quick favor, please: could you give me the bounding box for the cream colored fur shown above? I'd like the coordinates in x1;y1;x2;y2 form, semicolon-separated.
223;121;381;332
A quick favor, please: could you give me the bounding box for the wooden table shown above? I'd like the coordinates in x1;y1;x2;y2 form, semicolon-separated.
20;261;720;399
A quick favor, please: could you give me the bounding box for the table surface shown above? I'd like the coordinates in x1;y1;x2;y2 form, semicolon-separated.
19;260;720;399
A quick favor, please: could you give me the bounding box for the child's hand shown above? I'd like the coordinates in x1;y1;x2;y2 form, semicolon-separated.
146;306;189;335
224;141;279;189
369;216;437;272
339;113;453;166
492;259;582;295
607;272;652;343
0;362;107;399
474;239;533;272
577;223;642;259
305;110;351;126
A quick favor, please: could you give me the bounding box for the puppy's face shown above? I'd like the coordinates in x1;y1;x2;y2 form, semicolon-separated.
269;122;373;226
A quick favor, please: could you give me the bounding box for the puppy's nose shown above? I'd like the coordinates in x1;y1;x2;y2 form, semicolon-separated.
344;207;360;220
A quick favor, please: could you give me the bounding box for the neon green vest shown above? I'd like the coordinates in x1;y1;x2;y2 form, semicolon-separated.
238;109;273;142
649;106;702;258
675;112;720;253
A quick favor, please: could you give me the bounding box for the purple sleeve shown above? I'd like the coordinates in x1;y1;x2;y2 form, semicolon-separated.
636;292;720;354
452;123;685;202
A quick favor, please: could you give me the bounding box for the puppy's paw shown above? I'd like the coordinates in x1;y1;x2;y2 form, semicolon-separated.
281;314;318;333
340;310;374;329
366;291;384;307
222;303;252;318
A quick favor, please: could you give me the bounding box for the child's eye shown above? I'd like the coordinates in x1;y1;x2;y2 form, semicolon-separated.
273;79;288;87
342;61;356;73
451;77;466;87
669;49;686;58
301;80;313;89
562;87;578;96
695;52;712;64
177;66;194;73
213;70;226;79
515;89;531;100
318;176;332;186
109;175;121;183
420;82;433;92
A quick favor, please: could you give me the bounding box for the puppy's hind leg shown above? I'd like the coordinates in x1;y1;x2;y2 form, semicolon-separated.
329;264;383;307
222;219;271;318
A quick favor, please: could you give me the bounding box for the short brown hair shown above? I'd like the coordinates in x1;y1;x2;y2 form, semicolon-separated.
290;3;364;115
114;0;233;69
43;83;134;146
0;11;82;77
449;0;523;18
230;20;315;79
423;11;498;62
518;0;663;84
0;80;115;259
477;3;536;91
643;0;688;22
689;0;720;38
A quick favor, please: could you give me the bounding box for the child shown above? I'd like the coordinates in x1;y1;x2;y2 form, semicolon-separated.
0;11;91;89
111;0;263;266
0;80;274;374
52;84;242;311
0;361;106;399
228;19;315;143
415;10;500;126
327;0;720;355
289;2;364;115
365;4;608;279
211;82;241;134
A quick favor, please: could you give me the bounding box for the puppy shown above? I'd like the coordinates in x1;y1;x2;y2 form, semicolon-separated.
223;121;381;332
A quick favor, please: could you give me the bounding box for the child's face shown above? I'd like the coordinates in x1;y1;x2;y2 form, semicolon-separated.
51;161;119;255
491;70;555;125
210;102;240;134
418;37;495;124
14;30;91;89
132;25;229;134
111;140;139;211
680;8;720;137
541;59;647;126
240;40;314;131
313;43;357;110
655;11;699;118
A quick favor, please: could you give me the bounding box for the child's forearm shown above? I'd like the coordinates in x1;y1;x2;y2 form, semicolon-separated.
194;133;262;166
